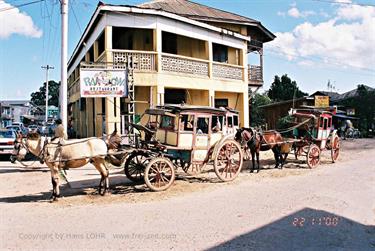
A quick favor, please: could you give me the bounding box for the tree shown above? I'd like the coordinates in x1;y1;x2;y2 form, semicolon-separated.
250;92;272;126
267;74;308;101
339;85;375;132
31;81;60;107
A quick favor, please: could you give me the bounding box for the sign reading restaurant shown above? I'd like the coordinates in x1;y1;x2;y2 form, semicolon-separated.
80;68;128;97
314;95;329;108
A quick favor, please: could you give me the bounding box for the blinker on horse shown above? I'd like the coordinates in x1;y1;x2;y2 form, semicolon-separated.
235;128;286;173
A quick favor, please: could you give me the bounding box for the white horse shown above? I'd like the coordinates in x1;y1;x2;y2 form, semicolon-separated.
11;132;110;201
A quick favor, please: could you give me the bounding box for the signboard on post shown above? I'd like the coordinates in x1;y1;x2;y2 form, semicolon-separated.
80;68;128;97
314;96;329;108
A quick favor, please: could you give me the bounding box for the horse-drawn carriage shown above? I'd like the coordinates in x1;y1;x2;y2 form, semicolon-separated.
123;104;244;191
282;109;341;168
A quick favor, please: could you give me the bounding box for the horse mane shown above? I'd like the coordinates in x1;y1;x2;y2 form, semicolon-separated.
27;132;41;140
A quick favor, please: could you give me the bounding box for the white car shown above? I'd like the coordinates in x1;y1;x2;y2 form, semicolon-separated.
0;129;16;156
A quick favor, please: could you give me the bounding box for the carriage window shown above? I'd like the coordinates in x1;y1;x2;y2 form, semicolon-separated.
212;116;223;132
319;118;323;128
328;117;332;128
228;116;233;128
180;114;194;132
197;117;209;134
233;115;239;126
160;116;174;130
147;115;160;129
323;118;328;130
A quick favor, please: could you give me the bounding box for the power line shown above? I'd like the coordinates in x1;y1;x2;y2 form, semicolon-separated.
0;0;45;13
70;0;82;33
310;0;375;7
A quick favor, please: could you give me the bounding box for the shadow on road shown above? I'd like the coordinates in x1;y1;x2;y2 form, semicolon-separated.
207;208;375;250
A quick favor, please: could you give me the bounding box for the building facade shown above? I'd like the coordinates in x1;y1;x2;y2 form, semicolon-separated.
67;0;275;137
0;100;32;127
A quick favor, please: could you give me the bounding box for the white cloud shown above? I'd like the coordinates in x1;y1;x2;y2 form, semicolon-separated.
0;0;42;39
287;7;316;18
267;4;375;70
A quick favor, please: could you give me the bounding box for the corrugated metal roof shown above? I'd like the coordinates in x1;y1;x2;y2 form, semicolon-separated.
138;0;258;24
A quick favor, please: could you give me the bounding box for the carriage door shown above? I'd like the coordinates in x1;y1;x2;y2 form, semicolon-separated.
227;116;235;135
318;116;330;149
192;115;211;162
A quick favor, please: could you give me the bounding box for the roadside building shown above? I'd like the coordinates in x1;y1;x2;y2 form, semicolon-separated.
0;100;32;127
67;0;275;137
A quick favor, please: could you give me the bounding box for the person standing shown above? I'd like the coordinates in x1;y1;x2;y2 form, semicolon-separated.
54;119;67;141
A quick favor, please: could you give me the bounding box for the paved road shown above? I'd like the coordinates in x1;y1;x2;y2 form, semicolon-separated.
1;139;374;250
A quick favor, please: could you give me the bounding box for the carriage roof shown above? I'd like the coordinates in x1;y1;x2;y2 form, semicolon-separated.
291;108;333;120
146;104;239;116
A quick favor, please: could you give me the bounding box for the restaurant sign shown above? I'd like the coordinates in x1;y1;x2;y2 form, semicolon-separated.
314;95;329;108
80;68;128;97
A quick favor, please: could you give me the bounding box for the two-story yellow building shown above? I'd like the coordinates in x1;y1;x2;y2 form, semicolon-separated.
67;0;275;137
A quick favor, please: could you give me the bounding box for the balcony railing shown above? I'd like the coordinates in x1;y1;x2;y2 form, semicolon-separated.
212;62;243;80
248;65;263;83
107;49;250;81
112;50;157;71
1;113;11;120
161;53;209;77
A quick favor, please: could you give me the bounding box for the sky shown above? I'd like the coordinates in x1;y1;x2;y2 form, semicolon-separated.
0;0;374;100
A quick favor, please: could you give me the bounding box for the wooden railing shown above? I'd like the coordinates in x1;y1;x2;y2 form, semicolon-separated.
212;62;243;80
112;50;157;71
248;64;263;83
107;49;252;82
161;53;209;76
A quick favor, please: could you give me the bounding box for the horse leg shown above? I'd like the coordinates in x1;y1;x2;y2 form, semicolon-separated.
256;151;260;173
103;162;110;195
273;148;280;169
250;150;255;173
94;159;110;196
50;166;60;201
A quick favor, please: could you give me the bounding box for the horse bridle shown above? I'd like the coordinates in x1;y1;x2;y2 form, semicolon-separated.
11;136;46;163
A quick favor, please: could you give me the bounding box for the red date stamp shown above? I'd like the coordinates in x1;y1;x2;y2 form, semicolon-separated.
292;216;340;227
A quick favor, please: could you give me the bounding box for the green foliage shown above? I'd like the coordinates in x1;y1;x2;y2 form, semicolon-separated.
276;115;294;130
31;81;60;107
250;92;272;126
339;85;375;130
268;74;308;101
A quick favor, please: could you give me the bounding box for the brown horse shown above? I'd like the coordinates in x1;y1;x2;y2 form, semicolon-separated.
235;128;286;173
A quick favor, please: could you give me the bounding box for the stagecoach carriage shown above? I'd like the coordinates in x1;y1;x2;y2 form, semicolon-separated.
124;104;244;191
287;109;341;168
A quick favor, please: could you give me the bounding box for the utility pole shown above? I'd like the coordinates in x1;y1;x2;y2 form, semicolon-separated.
41;65;54;123
60;0;68;133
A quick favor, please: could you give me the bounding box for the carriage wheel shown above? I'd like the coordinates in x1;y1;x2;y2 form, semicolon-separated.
144;157;175;191
214;140;243;182
331;136;340;163
306;144;321;169
124;151;150;182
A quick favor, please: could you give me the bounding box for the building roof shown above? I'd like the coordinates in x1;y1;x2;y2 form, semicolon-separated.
310;91;341;101
0;100;30;106
338;85;374;101
138;0;275;42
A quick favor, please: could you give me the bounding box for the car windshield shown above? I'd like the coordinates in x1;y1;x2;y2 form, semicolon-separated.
0;130;15;138
6;126;20;131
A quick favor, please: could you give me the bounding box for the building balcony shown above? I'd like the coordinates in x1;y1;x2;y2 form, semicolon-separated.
248;64;263;85
110;49;260;82
1;113;12;120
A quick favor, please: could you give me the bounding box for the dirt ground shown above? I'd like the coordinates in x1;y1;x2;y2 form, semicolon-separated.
1;138;374;250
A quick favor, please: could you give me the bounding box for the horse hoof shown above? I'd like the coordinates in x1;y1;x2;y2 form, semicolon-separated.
249;170;253;173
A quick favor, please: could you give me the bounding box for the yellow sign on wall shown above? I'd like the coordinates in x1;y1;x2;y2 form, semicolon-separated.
315;96;329;108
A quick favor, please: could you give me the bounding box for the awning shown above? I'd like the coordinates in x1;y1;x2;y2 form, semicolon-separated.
333;114;359;120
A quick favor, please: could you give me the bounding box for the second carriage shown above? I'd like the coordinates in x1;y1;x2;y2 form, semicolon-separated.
124;105;244;191
281;108;341;168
